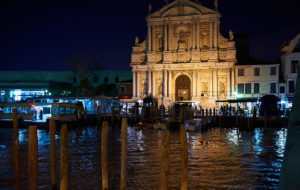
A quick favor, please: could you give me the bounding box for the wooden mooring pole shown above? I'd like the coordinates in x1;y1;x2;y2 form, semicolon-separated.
28;126;38;190
101;121;109;190
264;110;267;128
160;129;170;190
49;118;57;190
247;110;250;128
120;118;127;190
235;111;238;127
60;124;68;190
12;109;20;190
180;125;188;190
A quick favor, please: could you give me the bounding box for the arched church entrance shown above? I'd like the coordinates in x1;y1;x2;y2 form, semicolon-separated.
175;75;191;101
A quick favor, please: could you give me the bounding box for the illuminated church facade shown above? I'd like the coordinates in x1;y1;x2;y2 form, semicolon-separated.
131;0;280;108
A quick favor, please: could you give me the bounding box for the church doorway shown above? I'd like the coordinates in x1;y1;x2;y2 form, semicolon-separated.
175;75;191;101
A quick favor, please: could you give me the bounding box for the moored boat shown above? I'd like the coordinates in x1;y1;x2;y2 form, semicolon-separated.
184;119;203;132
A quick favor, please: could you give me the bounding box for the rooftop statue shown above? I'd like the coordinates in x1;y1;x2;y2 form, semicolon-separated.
280;33;300;53
229;30;234;41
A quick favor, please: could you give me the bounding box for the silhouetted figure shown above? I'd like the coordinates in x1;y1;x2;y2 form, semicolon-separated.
39;110;43;120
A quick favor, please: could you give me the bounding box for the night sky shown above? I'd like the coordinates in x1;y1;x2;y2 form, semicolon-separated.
0;0;299;71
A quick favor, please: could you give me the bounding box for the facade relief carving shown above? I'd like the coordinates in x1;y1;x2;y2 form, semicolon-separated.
201;31;209;49
201;51;209;61
219;50;227;61
218;76;227;97
201;82;209;95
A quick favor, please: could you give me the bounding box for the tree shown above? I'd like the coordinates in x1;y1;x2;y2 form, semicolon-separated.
95;84;117;97
67;53;103;96
259;95;280;117
49;82;76;96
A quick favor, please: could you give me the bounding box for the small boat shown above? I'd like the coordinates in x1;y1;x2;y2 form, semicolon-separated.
135;121;148;129
184;119;203;132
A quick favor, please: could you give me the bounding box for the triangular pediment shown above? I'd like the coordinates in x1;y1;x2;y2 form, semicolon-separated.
148;0;217;18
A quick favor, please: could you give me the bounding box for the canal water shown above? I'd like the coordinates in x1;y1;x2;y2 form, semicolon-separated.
0;125;287;189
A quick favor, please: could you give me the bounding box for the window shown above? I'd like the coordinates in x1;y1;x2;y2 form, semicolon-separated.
270;67;276;75
270;82;276;93
254;83;260;94
59;107;65;115
51;107;58;115
73;77;77;83
115;77;119;83
94;76;98;83
43;107;50;114
104;77;108;84
238;83;244;94
289;80;295;93
238;69;244;76
65;107;71;114
291;60;298;73
254;68;260;76
280;86;285;93
245;83;251;94
120;86;126;93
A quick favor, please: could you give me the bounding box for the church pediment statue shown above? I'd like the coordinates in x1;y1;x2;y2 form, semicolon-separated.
148;0;217;18
177;30;187;51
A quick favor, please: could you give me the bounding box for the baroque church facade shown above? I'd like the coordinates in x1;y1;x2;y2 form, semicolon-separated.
130;0;279;108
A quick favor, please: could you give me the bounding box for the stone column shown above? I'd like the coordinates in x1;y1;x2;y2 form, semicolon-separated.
167;24;170;51
162;70;167;97
169;24;173;51
232;68;235;96
197;70;200;97
148;70;152;95
210;70;213;97
214;20;217;48
195;70;198;97
133;71;136;97
169;71;172;99
136;71;139;97
210;20;213;48
152;71;156;97
213;69;218;97
148;25;152;51
196;22;199;49
192;70;196;98
164;24;167;51
227;69;231;97
192;23;195;49
152;25;155;51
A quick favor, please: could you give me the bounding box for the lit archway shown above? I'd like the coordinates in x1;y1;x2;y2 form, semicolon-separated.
175;75;191;101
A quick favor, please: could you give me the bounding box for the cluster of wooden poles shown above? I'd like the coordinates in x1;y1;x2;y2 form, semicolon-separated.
11;108;190;190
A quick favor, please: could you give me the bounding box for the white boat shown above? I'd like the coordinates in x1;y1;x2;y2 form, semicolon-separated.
184;119;203;132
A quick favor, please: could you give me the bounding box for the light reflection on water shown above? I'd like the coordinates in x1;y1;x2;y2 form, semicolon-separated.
0;126;287;189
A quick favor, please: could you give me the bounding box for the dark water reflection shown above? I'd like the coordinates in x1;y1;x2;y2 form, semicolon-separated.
0;125;287;189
